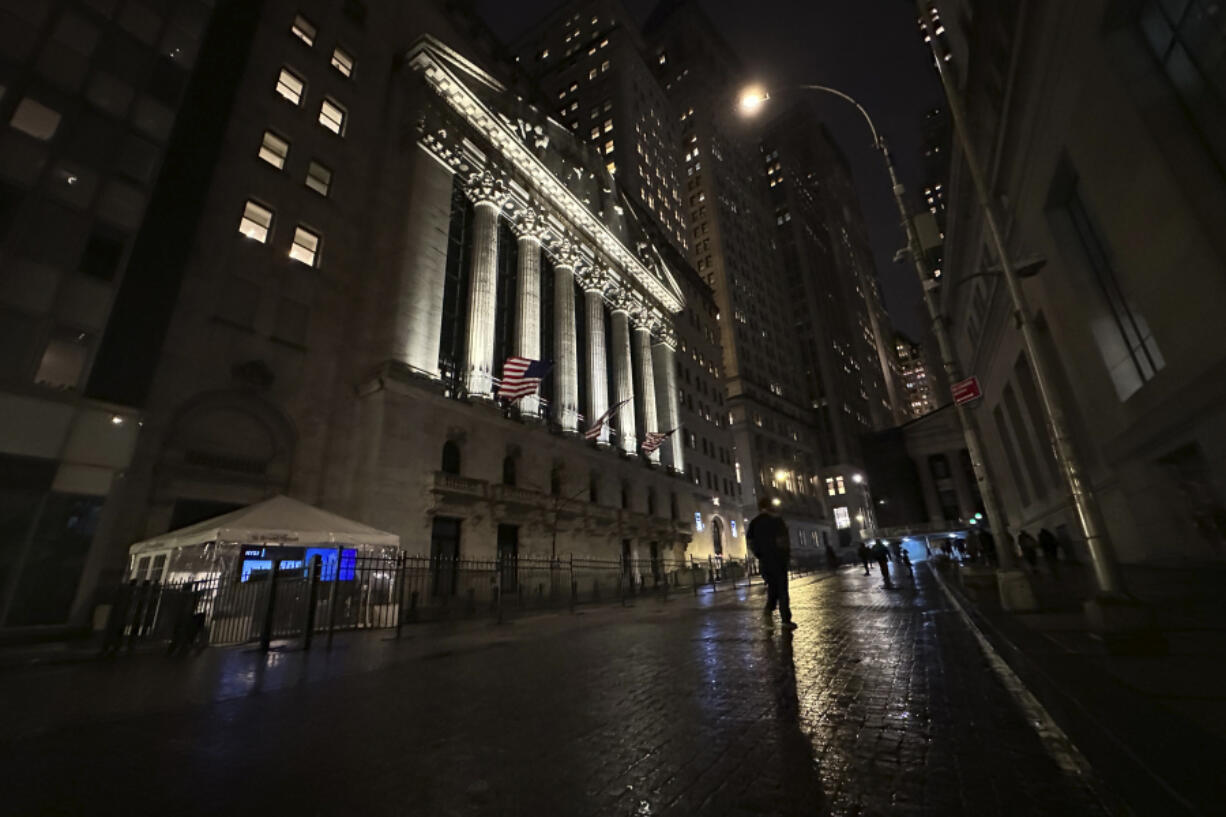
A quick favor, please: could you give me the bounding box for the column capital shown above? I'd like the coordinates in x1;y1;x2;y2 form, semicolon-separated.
577;265;612;294
510;207;549;243
464;169;511;207
652;326;678;349
607;287;634;315
548;238;585;270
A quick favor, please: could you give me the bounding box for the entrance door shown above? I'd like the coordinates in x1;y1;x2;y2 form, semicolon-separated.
712;517;724;556
430;517;461;596
649;541;661;586
497;524;518;593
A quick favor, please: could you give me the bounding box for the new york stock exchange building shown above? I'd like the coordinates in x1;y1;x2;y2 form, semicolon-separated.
93;34;744;602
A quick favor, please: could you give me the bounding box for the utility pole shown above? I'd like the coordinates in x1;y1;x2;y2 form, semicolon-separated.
917;6;1126;602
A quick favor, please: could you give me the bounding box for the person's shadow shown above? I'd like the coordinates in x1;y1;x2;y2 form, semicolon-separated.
763;631;830;814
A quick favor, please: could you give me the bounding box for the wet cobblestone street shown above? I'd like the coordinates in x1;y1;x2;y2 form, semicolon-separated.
0;566;1110;816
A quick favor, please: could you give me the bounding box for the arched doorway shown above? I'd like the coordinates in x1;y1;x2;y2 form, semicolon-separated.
712;516;724;556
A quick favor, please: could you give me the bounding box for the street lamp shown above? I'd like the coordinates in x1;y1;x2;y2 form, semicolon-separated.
916;9;1126;604
739;81;1035;611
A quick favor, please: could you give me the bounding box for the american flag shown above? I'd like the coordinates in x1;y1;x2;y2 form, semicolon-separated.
497;357;551;400
583;397;631;440
641;428;678;454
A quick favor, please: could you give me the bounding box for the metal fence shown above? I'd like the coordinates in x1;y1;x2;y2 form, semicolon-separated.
101;550;820;653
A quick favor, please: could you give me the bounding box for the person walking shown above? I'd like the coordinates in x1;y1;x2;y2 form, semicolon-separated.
857;541;871;575
901;549;914;582
748;496;796;630
871;540;893;588
1018;530;1040;569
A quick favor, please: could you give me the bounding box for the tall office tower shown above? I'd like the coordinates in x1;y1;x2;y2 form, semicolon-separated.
0;0;215;631
895;333;937;419
642;1;834;555
511;1;689;256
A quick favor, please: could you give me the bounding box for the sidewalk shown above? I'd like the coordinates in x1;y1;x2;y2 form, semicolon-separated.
934;558;1226;817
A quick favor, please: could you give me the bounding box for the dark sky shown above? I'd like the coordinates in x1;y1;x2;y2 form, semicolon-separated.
475;0;942;337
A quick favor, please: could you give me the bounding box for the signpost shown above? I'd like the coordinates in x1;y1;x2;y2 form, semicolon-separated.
952;376;982;406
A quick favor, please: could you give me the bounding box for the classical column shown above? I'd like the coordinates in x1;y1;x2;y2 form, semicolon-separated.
582;276;610;444
552;243;581;432
652;331;683;473
512;210;546;417
610;295;637;456
462;173;506;399
396;145;454;377
632;315;659;464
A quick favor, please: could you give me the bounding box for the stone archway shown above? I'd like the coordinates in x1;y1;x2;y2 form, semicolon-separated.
712;516;724;556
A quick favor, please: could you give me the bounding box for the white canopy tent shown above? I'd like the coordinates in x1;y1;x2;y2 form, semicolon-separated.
127;496;400;582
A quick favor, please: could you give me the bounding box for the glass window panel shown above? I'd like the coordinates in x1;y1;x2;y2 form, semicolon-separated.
318;98;345;134
331;46;354;77
238;200;272;243
11;98;62;140
35;329;91;390
258;130;289;169
275;67;304;105
291;14;316;46
305;160;331;196
289;225;319;266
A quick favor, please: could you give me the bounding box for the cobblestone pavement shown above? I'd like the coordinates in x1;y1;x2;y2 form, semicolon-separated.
0;566;1110;816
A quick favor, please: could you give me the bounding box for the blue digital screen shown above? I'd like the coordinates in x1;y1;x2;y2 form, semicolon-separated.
239;546;357;582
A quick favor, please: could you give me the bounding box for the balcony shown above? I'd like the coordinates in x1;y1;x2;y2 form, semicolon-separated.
431;471;487;501
489;483;546;509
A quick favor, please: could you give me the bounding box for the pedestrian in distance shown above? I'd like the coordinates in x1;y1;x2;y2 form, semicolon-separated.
966;529;983;564
902;549;914;582
857;541;871;575
871;541;893;588
1018;530;1039;569
748;496;797;630
1039;528;1060;574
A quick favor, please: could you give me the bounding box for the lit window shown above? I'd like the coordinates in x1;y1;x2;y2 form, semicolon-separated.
331;46;354;77
825;477;836;496
238;200;273;243
538;48;549;60
589;68;597;80
603;118;612;132
258;130;289;169
318;98;346;134
289;225;320;266
834;507;851;529
601;59;610;72
291;14;316;46
606;161;616;175
590;126;599;139
569;82;578;92
604;139;614;154
305;160;331;196
275;67;305;105
658;52;667;65
836;476;846;494
10;98;62;140
600;38;609;48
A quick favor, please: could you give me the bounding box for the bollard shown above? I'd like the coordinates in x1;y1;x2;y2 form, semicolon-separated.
326;545;342;649
409;590;419;622
259;559;281;652
303;555;322;650
395;553;407;639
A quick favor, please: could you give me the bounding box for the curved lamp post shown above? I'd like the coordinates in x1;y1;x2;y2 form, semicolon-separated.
739;83;1036;610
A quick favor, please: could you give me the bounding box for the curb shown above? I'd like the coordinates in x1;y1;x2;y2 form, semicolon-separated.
928;564;1124;815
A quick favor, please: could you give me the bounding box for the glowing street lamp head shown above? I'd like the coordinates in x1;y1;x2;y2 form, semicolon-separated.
770;497;782;507
739;86;769;115
851;473;865;484
773;468;789;481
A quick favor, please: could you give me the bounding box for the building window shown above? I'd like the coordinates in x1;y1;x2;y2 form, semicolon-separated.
1047;156;1163;400
238;200;273;243
289;225;320;266
305;160;331;196
10;98;61;140
331;46;354;77
834;506;851;529
35;329;90;390
601;59;610;72
318;98;346;134
1135;0;1226;170
441;440;461;475
275;67;305;105
604;139;614;154
258;130;289;169
290;14;316;46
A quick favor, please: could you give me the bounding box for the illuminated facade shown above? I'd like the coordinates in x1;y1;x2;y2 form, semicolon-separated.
896;333;937;419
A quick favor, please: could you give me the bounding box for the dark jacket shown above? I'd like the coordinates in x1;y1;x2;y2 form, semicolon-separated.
748;512;790;565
